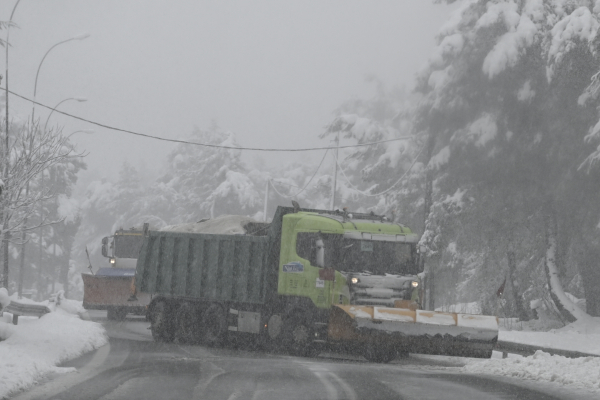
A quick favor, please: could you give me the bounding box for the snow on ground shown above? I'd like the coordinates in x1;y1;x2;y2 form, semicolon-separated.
500;317;600;356
462;316;600;394
2;288;600;396
464;350;600;394
0;291;108;399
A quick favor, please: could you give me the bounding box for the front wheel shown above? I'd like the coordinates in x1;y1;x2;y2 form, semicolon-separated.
283;314;319;358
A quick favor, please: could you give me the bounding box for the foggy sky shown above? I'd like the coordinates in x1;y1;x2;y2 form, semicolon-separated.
1;1;454;193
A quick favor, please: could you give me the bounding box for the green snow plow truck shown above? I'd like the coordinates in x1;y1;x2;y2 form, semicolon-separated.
135;205;498;362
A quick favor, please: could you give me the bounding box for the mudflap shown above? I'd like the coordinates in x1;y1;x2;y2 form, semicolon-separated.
327;305;498;358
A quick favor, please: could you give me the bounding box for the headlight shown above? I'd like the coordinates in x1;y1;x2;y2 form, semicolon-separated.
411;281;419;288
110;258;116;265
351;277;359;284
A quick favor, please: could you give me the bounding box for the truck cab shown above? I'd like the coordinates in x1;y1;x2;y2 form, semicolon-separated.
278;211;422;311
101;228;144;271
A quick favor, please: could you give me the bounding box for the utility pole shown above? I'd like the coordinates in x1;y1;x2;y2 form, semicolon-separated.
2;0;21;290
329;132;339;210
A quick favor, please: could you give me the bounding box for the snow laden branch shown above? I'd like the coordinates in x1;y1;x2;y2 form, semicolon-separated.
2;125;81;232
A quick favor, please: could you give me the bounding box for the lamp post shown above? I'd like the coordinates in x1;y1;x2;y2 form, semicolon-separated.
30;33;89;299
2;0;21;290
31;33;90;125
44;97;87;131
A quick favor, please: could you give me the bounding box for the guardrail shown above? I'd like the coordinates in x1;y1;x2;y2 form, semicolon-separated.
495;340;599;359
2;301;51;325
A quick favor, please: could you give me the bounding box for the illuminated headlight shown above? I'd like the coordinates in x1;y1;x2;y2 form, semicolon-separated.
411;281;419;288
351;277;359;284
110;258;116;265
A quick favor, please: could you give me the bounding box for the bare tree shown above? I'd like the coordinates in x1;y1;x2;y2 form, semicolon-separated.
1;119;83;289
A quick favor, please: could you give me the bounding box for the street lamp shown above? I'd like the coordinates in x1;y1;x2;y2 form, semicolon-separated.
3;0;21;290
44;97;88;131
30;33;89;299
31;33;90;124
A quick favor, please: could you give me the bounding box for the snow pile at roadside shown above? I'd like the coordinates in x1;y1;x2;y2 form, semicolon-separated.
0;297;107;399
464;317;600;393
464;351;600;393
500;316;600;356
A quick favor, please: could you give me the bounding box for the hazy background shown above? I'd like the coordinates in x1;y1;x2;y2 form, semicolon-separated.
2;1;454;192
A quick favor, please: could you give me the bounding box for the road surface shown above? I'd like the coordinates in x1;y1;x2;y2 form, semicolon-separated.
10;311;596;400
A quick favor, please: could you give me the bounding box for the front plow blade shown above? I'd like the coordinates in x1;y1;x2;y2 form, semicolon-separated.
82;272;150;311
328;305;498;358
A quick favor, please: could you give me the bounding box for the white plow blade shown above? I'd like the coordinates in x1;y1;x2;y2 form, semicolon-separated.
354;308;498;341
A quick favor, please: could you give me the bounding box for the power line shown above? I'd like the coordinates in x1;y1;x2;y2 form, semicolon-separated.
332;145;425;197
6;88;414;152
269;149;329;198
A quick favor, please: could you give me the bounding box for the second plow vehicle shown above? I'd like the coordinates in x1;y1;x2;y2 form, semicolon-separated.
135;204;498;362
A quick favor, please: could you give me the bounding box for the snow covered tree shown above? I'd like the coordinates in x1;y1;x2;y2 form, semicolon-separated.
161;126;262;220
0;117;83;294
417;0;600;319
320;82;425;226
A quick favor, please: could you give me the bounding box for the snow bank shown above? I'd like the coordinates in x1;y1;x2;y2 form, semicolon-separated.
160;214;263;235
500;316;600;356
0;299;107;399
0;288;10;309
464;351;600;393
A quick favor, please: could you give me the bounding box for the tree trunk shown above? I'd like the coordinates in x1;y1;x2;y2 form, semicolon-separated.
506;251;529;321
2;228;9;289
544;211;588;322
577;241;600;316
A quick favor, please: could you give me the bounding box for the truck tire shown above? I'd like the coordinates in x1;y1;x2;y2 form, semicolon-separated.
283;314;319;358
175;302;199;344
201;304;227;347
149;300;175;342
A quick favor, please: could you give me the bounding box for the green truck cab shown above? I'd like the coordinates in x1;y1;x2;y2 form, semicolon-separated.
278;211;421;310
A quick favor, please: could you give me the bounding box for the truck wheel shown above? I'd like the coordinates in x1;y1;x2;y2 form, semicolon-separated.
284;315;319;358
175;303;199;344
150;300;174;342
201;304;227;347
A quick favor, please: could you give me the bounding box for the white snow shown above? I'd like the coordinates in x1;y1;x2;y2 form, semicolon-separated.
0;294;108;399
464;350;600;393
548;6;599;62
517;80;536;102
428;145;450;169
160;214;261;235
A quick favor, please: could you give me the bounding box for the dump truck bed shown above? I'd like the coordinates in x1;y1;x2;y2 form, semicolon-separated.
135;231;273;304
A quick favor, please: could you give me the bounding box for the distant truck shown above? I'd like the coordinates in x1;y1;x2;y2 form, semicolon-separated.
136;205;498;362
82;227;150;320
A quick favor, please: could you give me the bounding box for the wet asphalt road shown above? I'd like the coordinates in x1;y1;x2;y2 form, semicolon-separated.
9;311;596;400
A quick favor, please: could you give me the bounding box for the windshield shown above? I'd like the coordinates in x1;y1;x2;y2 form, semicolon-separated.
113;234;144;259
296;232;420;275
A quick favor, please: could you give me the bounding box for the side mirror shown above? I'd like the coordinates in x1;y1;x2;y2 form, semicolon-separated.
101;237;109;258
315;239;325;268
